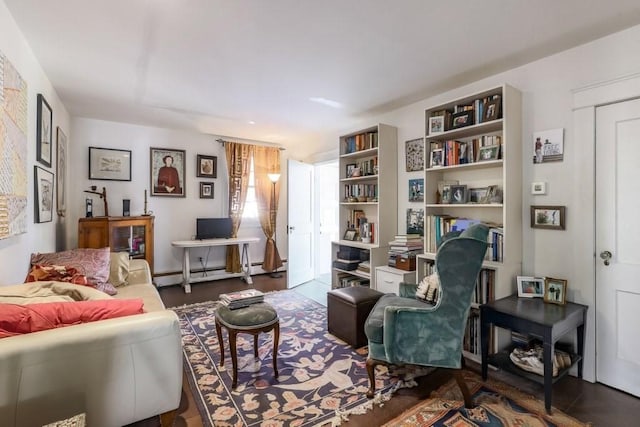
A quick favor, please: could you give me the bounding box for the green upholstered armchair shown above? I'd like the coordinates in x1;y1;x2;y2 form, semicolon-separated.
364;223;489;406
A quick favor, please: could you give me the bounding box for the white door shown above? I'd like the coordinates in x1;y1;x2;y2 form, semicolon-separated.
313;161;339;282
595;98;640;396
287;159;314;287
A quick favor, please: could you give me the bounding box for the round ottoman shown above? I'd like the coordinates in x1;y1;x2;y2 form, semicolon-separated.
215;302;279;387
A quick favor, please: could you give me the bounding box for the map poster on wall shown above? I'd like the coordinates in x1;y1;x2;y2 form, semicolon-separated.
0;51;28;239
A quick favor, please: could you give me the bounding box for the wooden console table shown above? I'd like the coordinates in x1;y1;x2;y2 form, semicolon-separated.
171;237;260;293
480;294;587;413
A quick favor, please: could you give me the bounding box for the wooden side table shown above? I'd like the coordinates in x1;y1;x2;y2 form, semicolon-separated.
480;294;587;413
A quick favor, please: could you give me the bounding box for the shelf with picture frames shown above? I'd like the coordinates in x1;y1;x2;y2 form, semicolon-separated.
420;84;523;358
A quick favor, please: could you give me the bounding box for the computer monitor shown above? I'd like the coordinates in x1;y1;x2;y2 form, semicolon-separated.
195;218;233;240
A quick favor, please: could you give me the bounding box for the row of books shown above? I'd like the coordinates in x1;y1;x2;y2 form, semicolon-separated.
424;215;503;262
336;272;370;288
463;310;481;356
343;131;378;154
472;269;495;305
344;183;377;200
219;289;264;309
347;157;378;177
429;135;502;168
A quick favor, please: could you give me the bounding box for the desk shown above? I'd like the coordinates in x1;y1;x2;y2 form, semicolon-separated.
171;237;260;293
480;294;587;414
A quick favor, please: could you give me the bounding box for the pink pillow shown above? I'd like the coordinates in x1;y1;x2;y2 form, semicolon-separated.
30;248;116;295
0;299;145;338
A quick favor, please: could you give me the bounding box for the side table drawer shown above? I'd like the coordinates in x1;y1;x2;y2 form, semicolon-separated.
375;266;416;294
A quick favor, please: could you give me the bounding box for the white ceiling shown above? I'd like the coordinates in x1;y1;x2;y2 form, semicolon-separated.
6;0;640;155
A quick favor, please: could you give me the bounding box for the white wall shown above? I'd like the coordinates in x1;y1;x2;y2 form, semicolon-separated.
69;118;288;286
0;1;71;285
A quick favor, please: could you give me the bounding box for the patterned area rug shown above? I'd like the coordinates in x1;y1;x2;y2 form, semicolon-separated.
172;290;425;426
383;370;592;427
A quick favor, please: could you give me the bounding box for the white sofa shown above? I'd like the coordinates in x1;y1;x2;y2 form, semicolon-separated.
0;259;183;427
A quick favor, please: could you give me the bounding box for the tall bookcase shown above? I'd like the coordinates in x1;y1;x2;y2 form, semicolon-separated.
331;124;397;290
417;84;522;361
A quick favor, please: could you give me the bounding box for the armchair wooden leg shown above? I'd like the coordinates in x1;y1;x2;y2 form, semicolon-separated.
452;369;474;408
160;409;178;427
366;357;377;398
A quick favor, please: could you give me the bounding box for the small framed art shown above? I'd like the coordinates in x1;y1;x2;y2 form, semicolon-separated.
429;116;445;135
450;185;467;204
478;144;500;161
531;205;566;230
408;178;424;202
430;148;443;168
89;147;132;181
544;277;567;305
36;94;53;167
196;155;217;178
517;276;545;298
199;182;214;199
34;166;54;223
484;97;501;121
451;110;473;129
469;187;488;204
343;229;357;241
405;138;425;172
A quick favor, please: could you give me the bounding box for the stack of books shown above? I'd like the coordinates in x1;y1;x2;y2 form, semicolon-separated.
219;289;264;309
388;234;423;269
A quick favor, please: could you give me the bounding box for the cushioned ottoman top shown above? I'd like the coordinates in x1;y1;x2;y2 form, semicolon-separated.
328;286;383;305
216;302;278;329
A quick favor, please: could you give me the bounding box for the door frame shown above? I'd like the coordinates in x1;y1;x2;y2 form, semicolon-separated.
572;71;640;383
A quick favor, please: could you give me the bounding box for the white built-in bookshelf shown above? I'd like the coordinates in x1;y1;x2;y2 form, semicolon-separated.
417;84;522;361
331;124;397;290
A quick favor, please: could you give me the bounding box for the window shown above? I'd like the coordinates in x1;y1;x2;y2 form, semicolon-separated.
242;157;259;222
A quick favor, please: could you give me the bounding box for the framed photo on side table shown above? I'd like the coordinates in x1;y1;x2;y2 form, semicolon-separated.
196;155;217;178
517;276;545;298
36;94;53;167
544;277;567;305
150;147;186;197
89;147;132;181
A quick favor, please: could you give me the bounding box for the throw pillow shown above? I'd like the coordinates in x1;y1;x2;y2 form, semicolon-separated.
108;252;130;287
0;299;145;338
416;272;440;304
30;248;115;295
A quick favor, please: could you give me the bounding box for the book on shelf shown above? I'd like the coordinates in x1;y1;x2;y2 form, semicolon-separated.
219;289;264;309
343;131;378;154
393;234;422;241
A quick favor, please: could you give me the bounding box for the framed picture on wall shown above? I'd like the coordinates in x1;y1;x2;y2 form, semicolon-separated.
150;147;186;197
34;166;54;223
196;154;217;178
36;94;53;168
89;147;132;181
408;178;424;202
405;138;424;172
199;182;214;199
531;205;566;230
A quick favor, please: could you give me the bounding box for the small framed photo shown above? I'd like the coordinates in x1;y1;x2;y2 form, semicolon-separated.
150;147;186;197
531;205;566;230
478;144;500;161
343;229;357;241
517;276;545;298
196;155;217;178
469;187;488;204
199;182;214;199
429;116;445;135
430;148;444;168
346;163;358;178
450;185;467;204
484;97;501;121
34;166;54;223
89;147;132;181
533;128;564;164
36;94;53;168
408;178;424;202
451;110;474;129
405;138;425;172
544;277;568;305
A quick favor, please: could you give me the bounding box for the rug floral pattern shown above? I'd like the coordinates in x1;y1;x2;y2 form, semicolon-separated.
172;290;417;426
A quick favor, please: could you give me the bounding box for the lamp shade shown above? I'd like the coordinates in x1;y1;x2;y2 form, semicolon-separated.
268;173;281;183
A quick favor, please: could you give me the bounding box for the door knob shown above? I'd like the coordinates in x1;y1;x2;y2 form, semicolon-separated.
600;250;612;266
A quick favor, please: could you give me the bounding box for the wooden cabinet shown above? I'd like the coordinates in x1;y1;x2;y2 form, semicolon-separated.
78;216;155;275
331;124;397;290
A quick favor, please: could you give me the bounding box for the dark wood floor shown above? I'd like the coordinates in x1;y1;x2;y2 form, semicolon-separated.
132;274;639;427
